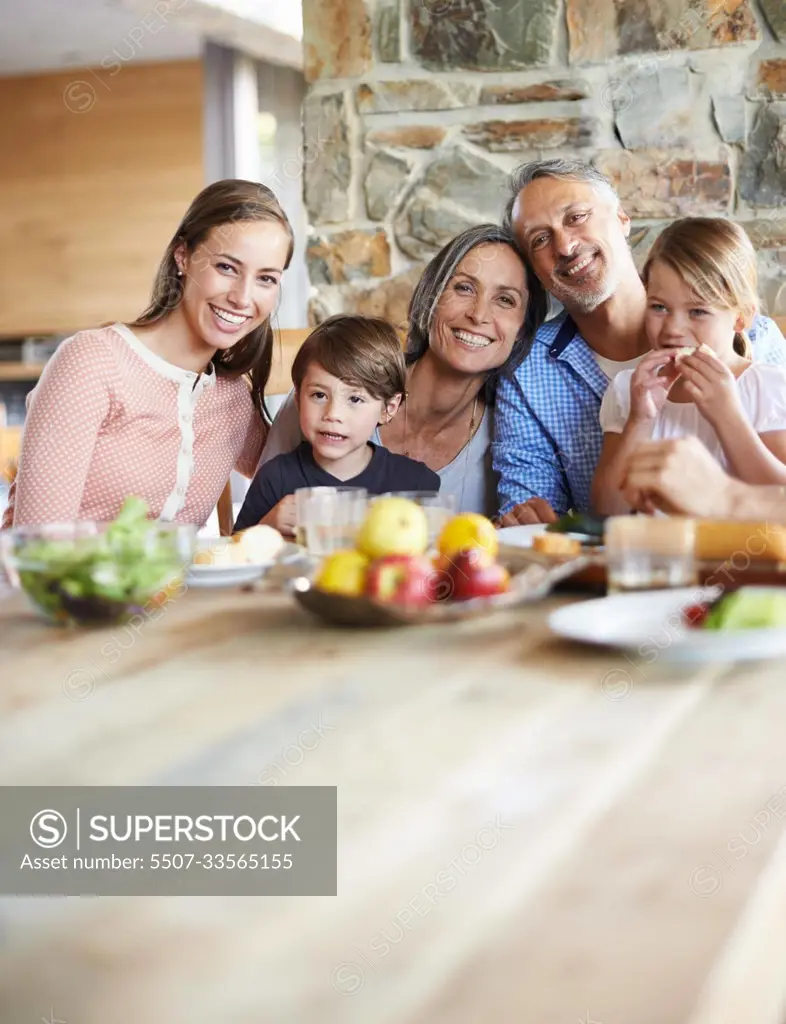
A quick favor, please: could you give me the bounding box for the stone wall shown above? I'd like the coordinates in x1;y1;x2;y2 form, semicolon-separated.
301;0;786;328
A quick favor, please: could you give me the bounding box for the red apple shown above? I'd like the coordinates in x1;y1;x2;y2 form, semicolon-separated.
447;549;510;602
365;555;436;606
422;565;454;603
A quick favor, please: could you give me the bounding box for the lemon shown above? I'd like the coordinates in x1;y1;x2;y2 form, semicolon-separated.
437;513;499;560
314;550;369;598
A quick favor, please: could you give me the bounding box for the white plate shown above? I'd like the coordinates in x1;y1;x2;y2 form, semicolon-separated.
186;563;271;589
185;543;303;589
498;524;599;549
497;524;548;548
549;586;786;663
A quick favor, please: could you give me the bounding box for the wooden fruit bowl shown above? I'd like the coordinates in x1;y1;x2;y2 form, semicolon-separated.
289;548;591;628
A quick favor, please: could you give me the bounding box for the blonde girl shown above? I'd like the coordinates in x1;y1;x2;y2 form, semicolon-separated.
592;217;786;515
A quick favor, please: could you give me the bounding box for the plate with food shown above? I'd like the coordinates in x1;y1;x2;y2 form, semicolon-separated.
503;514;786;595
549;585;786;663
498;512;606;554
291;499;589;627
187;525;297;588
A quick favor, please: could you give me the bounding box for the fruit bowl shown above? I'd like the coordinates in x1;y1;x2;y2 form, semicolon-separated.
1;511;195;626
290;548;589;627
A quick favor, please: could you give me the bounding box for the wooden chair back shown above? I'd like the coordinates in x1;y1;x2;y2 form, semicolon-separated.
0;425;21;484
267;327;311;397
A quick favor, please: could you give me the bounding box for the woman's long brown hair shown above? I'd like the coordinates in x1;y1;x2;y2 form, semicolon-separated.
128;179;294;417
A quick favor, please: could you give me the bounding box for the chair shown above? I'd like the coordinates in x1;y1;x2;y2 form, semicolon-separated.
0;425;21;483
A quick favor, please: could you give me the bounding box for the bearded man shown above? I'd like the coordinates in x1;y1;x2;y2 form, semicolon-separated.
493;158;786;524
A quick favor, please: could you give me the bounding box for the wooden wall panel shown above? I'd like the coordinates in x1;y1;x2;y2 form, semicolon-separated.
0;60;204;337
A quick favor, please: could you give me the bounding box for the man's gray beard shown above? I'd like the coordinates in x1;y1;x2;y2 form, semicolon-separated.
549;262;619;314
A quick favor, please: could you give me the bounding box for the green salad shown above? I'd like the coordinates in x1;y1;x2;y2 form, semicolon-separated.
13;497;189;625
702;589;786;631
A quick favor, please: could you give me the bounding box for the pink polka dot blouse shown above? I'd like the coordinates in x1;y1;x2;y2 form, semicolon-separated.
3;324;266;529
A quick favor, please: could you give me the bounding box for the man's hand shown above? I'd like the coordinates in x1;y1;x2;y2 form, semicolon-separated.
496;497;558;527
260;494;297;536
622;438;737;518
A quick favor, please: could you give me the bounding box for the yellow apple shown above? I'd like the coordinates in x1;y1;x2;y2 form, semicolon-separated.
314;549;369;597
356;497;429;559
438;513;499;561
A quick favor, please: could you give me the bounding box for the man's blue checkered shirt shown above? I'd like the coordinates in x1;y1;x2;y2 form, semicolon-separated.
492;313;786;516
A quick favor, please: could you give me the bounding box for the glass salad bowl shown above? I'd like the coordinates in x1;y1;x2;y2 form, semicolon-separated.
1;499;196;626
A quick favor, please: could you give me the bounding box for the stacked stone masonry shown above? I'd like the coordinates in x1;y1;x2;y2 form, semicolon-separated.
301;0;786;326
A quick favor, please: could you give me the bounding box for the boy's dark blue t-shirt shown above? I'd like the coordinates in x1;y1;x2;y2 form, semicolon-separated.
233;442;440;532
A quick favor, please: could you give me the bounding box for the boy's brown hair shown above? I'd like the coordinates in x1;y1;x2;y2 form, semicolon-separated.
291;314;406;401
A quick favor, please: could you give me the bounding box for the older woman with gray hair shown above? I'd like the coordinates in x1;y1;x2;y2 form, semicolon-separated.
260;223;547;517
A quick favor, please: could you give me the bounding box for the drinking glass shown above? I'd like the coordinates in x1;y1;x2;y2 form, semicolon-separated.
605;515;697;594
295;487;368;556
375;491;457;548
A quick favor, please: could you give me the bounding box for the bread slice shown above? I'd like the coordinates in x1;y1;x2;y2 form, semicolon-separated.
672;343;714;363
532;533;582;557
231;524;285;563
192;525;285;568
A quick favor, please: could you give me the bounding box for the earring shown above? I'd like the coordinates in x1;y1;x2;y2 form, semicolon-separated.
176;269;183;277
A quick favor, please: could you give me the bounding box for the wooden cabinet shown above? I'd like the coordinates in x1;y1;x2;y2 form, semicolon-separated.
0;60;204;339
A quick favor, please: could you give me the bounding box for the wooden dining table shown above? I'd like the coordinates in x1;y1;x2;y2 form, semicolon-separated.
2;571;786;1024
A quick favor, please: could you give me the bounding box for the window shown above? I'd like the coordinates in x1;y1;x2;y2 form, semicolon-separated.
256;60;309;331
203;45;309;331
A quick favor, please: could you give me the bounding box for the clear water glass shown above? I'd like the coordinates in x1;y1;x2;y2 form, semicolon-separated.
295;487;368;556
605;515;697;594
375;490;457;548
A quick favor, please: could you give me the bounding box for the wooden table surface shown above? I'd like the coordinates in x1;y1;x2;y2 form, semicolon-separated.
2;576;786;1024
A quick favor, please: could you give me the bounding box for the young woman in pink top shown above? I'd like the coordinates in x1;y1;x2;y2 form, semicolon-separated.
3;180;294;529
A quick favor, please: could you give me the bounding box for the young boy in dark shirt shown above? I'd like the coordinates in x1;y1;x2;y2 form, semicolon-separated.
233;315;439;534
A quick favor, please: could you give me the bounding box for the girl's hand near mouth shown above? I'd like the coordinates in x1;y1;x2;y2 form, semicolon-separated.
677;348;744;428
629;349;682;423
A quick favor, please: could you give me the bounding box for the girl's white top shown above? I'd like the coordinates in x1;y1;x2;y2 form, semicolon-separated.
600;362;786;469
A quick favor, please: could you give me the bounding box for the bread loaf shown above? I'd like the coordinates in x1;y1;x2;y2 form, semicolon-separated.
695;520;786;563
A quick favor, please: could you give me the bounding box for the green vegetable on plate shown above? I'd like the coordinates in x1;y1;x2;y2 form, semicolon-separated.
702;589;786;631
545;510;606;543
